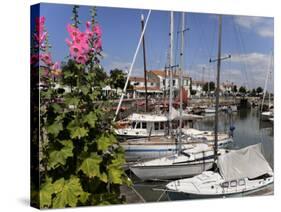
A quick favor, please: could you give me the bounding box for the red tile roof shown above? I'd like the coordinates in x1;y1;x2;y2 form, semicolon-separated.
148;70;189;78
129;76;158;83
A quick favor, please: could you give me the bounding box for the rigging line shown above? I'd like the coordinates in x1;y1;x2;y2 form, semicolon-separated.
114;10;152;121
237;23;252;89
187;15;201;80
232;16;252;89
209;15;217;59
231;16;249;88
174;12;181;68
194;14;212;58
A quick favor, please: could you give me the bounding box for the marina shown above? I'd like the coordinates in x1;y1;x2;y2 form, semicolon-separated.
31;4;274;208
116;11;274;203
123;108;274;202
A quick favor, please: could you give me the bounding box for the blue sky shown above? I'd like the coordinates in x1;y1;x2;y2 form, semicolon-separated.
37;3;274;92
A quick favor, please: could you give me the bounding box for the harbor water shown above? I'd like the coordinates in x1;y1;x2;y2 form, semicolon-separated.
127;108;274;202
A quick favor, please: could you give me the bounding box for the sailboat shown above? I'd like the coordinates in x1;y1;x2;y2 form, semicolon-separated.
129;12;232;179
260;51;274;121
165;144;273;199
165;15;273;200
115;12;232;162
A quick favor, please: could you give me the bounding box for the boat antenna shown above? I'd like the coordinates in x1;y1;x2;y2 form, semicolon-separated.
114;10;152;121
141;14;149;112
209;15;230;170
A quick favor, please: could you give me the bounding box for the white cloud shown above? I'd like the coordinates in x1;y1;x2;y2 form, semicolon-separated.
187;52;274;92
234;16;273;38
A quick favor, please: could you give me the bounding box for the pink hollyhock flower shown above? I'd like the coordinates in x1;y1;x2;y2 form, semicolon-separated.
93;24;102;37
86;21;91;29
40;53;52;66
76;54;88;64
31;54;39;64
65;38;72;47
93;38;102;50
34;16;47;47
51;62;62;76
70;44;83;57
67;24;80;40
51;61;60;70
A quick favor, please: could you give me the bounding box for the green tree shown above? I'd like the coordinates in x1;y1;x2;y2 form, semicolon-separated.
203;81;215;92
233;85;237;93
109;69;126;89
239;86;246;94
256;86;263;94
251;88;256;96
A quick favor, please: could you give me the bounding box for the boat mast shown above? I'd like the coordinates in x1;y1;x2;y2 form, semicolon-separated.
214;15;222;168
261;51;273;113
141;14;149;112
169;11;174;136
210;15;231;167
178;12;185;152
114;10;152;121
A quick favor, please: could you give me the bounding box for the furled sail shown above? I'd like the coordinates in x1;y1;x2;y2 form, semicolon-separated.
218;143;272;181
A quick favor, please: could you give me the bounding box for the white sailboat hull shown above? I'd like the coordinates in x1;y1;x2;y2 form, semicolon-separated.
122;137;233;161
130;161;214;180
167;182;273;200
261;111;273;121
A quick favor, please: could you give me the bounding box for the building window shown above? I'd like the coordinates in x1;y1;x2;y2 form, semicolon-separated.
160;122;165;130
173;80;176;86
154;122;159;130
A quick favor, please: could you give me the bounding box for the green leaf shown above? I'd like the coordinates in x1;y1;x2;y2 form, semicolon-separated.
53;178;65;193
52;103;63;113
83;111;97;128
47;121;63;137
52;176;86;208
79;154;102;178
99;172;108;183
71;127;88;139
79;192;90;204
67;121;88;139
97;134;116;152
48;140;73;170
107;165;123;184
40;178;54;208
64;96;79;107
80;85;89;95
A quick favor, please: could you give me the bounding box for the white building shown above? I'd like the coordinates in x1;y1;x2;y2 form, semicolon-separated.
146;70;191;97
191;80;205;96
129;76;162;98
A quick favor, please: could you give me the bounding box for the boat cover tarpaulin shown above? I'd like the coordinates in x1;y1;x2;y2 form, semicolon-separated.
218;144;272;181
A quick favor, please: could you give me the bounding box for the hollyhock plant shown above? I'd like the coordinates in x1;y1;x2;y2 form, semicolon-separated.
34;16;47;48
66;21;102;64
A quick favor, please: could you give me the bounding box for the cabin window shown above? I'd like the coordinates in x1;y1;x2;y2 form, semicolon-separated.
132;122;136;128
230;180;237;187
238;179;246;186
154;122;159;130
142;122;147;129
136;122;141;129
163;79;165;86
160;122;165;130
173;80;176;86
221;182;229;188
